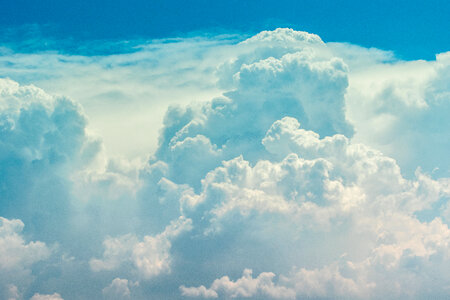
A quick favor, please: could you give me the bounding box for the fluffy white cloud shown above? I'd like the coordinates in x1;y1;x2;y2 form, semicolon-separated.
0;78;98;168
148;33;353;193
0;78;101;241
181;285;219;298
29;293;63;300
177;116;448;233
0;217;50;270
345;51;450;177
0;38;228;158
90;216;192;279
0;218;50;299
174;119;450;297
181;269;295;299
135;28;450;299
102;278;138;300
0;28;449;299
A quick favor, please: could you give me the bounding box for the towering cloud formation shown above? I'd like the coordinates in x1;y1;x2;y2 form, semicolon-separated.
0;28;449;299
0;78;100;242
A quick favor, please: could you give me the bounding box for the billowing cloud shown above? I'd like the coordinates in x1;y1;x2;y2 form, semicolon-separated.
0;217;50;298
181;269;295;299
0;78;101;242
0;28;449;299
90;216;192;279
345;51;450;177
172;116;450;298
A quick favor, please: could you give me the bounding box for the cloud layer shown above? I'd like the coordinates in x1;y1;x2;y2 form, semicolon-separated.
0;28;449;299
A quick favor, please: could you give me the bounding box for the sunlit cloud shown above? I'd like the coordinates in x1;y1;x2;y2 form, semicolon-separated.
0;28;449;299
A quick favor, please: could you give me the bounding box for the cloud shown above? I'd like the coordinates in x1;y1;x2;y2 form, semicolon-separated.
0;78;101;242
90;216;192;279
0;37;231;158
102;278;138;300
30;293;63;300
345;50;450;177
0;217;50;298
115;29;450;298
181;285;218;298
177;116;448;233
0;218;50;270
4;284;20;300
0;28;449;299
181;269;295;299
149;33;353;193
173;120;449;297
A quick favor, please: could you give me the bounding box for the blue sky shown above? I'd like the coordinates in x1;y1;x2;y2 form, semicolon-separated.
1;2;450;300
1;0;450;59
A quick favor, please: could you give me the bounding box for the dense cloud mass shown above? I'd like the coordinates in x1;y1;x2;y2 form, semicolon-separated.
0;28;449;299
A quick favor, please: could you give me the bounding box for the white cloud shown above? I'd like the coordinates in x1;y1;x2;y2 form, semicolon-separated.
89;234;139;272
0;217;50;296
345;50;450;177
177;116;448;233
180;285;218;298
29;293;63;300
0;78;102;242
174;114;450;297
0;217;50;270
0;28;449;299
102;278;138;300
181;269;295;299
242;28;324;46
90;216;192;279
0;38;229;158
147;35;353;193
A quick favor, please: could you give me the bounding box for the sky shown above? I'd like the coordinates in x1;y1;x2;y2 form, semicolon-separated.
1;0;450;59
0;2;450;300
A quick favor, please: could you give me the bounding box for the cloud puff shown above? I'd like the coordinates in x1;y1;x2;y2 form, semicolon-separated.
30;293;63;300
0;217;50;270
0;217;50;298
90;216;192;279
102;278;138;300
181;269;295;299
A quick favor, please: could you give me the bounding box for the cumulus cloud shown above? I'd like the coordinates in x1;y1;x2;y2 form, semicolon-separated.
90;216;192;279
148;32;353;192
30;293;63;300
127;28;450;298
0;37;230;158
0;217;50;271
0;28;449;299
176;116;448;232
0;78;101;241
0;217;50;298
345;51;450;177
181;269;295;299
102;278;138;300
